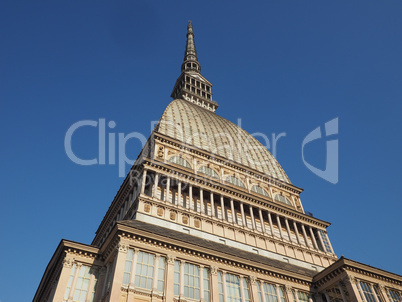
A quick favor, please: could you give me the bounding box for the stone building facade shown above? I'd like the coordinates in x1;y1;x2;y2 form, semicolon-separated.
34;22;402;302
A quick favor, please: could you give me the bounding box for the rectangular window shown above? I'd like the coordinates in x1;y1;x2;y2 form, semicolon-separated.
255;219;262;232
226;273;242;302
237;213;243;226
243;278;251;302
134;251;155;290
218;272;224;302
257;281;263;302
73;265;92;302
174;260;180;296
360;282;377;302
389;289;402;302
184;263;200;299
319;230;332;253
64;264;77;300
298;291;309;302
157;257;165;293
203;267;210;302
122;249;134;285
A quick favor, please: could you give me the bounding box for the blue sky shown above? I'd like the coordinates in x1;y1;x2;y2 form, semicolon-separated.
1;1;401;301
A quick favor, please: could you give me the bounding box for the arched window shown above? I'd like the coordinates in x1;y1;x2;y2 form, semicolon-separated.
168;156;191;169
274;194;292;206
251;185;269;197
225;176;245;188
198;166;219;179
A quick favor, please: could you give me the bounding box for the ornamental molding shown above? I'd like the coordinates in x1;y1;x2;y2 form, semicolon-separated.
63;257;74;268
144;159;330;229
167;254;176;264
249;275;257;285
118;242;129;253
117;228;312;286
137;195;335;261
210;266;218;275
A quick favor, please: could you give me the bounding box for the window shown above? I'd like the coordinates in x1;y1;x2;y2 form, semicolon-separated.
389;289;402;302
359;282;377;302
174;261;210;301
319;230;332;253
297;291;309;302
123;249;134;285
168;156;191;169
73;265;92;302
198;166;220;179
260;282;285;302
251;185;270;197
157;257;165;293
174;261;180;296
226;273;242;302
274;194;292;205
135;251;155;290
184;263;200;299
64;264;97;302
243;278;251;302
218;272;224;302
203;267;210;302
226;176;245;188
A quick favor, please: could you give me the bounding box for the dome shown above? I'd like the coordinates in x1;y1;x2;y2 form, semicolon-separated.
156;99;291;183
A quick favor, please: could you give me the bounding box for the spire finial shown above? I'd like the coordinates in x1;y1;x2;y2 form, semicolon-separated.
171;22;218;112
182;20;199;73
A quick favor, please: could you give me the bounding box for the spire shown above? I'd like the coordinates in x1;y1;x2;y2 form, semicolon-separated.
182;20;201;73
171;21;218;112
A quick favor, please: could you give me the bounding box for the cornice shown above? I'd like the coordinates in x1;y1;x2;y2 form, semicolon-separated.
153;132;303;194
138;195;336;261
115;222;314;286
143;158;331;229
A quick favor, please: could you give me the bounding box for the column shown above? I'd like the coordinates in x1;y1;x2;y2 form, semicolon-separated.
220;195;225;221
177;181;182;207
200;188;204;214
211;192;215;217
210;266;219;302
337;283;348;302
267;212;274;236
165;255;176;302
293;221;302;245
259;209;266;233
222;271;228;302
285;218;292;242
240;202;246;227
180;260;185;297
309;227;319;250
230;198;235;224
200;265;205;301
153;173;159;198
152;254;161;293
239;276;246;302
324;291;331;302
53;258;76;301
369;284;380;302
249;276;259;302
284;285;293;302
301;224;311;248
249;205;256;230
260;281;267;302
166;177;170;203
109;243;130;302
276;215;284;239
189;184;193;210
378;284;391;302
141;169;147;194
294;289;301;302
343;276;364;302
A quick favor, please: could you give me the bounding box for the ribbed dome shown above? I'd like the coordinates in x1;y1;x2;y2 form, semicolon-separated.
156;99;291;183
